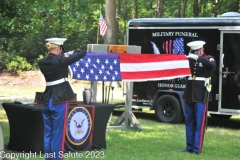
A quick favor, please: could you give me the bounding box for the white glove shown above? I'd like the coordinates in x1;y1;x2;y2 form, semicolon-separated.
187;54;198;60
64;50;74;55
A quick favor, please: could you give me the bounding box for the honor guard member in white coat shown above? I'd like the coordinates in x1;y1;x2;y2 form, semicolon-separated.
182;41;216;154
38;38;86;160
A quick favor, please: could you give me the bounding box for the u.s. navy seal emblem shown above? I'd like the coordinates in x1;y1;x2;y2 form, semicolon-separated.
66;107;92;145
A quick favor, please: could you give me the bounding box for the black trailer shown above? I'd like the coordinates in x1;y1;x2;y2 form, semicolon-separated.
127;12;240;123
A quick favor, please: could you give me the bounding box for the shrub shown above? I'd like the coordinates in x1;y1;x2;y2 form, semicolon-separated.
6;55;32;74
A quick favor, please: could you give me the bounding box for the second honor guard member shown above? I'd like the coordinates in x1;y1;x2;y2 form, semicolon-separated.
182;41;216;154
38;38;86;160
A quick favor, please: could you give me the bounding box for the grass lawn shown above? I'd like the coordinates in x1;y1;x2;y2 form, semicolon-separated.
0;86;240;160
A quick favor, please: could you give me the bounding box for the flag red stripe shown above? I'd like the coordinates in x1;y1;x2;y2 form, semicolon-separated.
118;54;187;63
121;68;190;80
99;21;107;31
118;53;191;81
99;21;107;35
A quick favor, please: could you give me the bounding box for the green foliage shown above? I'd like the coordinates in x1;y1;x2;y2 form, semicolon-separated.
0;0;239;73
0;46;9;70
6;55;32;74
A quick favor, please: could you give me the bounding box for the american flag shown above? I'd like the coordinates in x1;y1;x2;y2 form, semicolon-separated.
161;37;184;54
68;52;191;81
98;12;108;36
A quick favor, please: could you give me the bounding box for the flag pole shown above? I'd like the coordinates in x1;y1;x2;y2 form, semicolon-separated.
97;4;102;44
97;23;99;44
98;4;105;103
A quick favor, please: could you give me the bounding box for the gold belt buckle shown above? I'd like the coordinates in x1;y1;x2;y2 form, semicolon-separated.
192;76;196;80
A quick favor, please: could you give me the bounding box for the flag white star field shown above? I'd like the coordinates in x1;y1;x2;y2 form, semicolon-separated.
69;52;122;81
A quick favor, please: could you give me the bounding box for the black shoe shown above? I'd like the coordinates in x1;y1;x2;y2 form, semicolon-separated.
192;152;199;155
181;149;192;153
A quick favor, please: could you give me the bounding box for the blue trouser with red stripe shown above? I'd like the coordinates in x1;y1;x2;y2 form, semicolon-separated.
42;97;68;160
184;102;207;153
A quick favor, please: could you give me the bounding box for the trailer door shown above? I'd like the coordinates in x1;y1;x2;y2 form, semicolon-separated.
218;30;240;114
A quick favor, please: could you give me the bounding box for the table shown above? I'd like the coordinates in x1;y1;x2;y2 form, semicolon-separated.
2;102;115;153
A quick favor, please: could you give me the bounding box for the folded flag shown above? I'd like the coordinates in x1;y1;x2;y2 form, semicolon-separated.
68;52;191;81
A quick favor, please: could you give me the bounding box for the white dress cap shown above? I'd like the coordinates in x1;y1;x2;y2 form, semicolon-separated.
187;41;206;50
45;37;67;45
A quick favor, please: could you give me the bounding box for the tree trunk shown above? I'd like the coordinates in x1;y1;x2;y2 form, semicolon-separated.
156;0;160;17
105;0;116;44
193;0;198;17
123;0;128;44
156;0;164;17
116;0;120;44
134;0;138;18
177;0;181;17
182;0;187;17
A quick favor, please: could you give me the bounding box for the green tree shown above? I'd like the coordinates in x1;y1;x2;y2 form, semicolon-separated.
0;0;239;73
